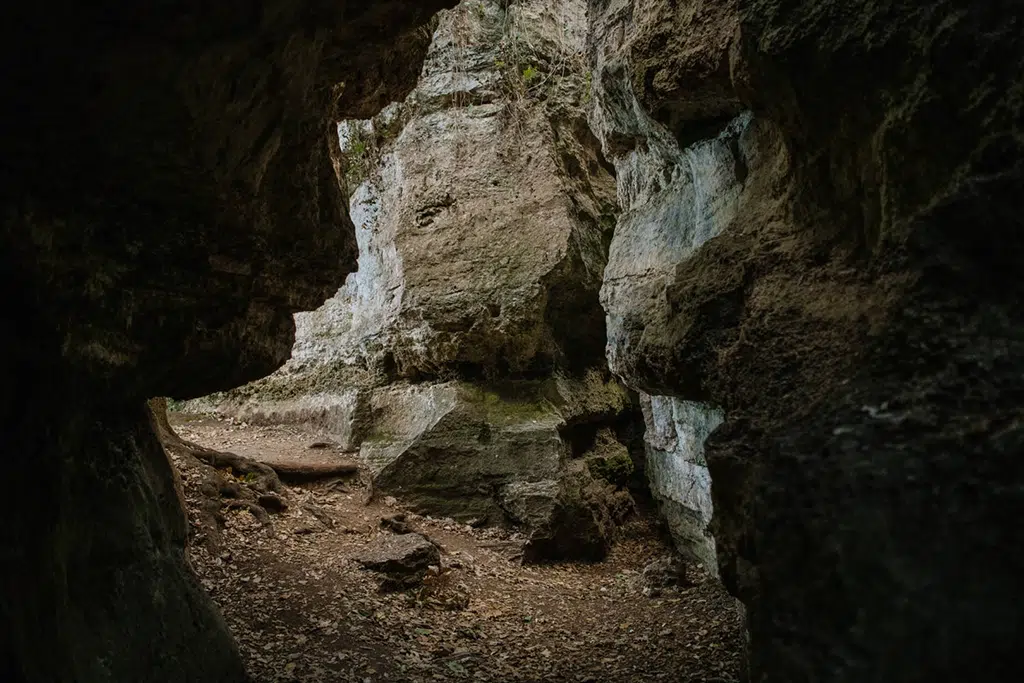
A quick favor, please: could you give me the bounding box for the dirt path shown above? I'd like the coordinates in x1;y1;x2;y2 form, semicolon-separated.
172;415;745;683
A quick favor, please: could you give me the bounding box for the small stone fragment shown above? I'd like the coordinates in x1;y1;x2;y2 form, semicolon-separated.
380;513;412;534
355;533;441;591
641;555;691;589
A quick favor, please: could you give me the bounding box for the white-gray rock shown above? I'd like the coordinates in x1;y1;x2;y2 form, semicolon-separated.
641;394;723;571
587;2;753;560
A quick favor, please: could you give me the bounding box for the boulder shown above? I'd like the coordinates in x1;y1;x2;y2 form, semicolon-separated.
380;513;413;534
641;555;691;590
502;463;631;563
356;533;441;591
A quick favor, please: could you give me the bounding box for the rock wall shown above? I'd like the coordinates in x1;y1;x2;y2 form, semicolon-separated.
299;0;618;382
586;3;757;564
196;0;642;562
589;0;1023;681
0;2;454;680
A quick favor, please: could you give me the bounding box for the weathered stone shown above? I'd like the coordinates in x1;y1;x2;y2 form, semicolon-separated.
640;394;722;572
336;0;616;378
359;373;637;560
380;513;413;534
361;380;568;524
512;463;623;563
583;428;635;487
191;0;642;562
0;0;455;679
589;0;1024;680
211;0;616;397
356;533;441;591
641;555;691;590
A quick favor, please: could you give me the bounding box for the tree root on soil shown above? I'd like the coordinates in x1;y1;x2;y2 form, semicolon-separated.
148;398;289;550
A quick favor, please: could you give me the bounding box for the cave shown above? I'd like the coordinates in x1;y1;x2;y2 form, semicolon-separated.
2;0;1022;682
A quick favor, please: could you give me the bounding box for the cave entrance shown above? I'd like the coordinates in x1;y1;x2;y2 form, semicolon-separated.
149;1;745;676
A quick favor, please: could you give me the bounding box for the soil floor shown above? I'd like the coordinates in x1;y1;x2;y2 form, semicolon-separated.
171;414;745;683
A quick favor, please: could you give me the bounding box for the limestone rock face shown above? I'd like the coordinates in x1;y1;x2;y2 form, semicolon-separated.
585;0;757;577
361;381;566;522
590;0;1024;681
200;0;642;562
296;0;618;382
0;1;454;680
640;395;722;572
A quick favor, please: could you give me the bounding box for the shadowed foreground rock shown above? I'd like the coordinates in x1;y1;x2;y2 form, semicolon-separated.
0;1;454;680
590;0;1023;681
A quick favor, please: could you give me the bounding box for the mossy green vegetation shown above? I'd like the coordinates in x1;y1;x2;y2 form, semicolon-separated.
459;383;558;426
586;451;634;488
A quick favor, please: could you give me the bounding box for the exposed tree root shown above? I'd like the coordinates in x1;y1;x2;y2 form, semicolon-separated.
147;398;289;550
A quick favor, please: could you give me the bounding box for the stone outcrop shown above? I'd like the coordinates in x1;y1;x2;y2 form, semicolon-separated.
589;0;1023;681
0;1;454;680
195;0;644;562
262;0;618;385
584;0;756;572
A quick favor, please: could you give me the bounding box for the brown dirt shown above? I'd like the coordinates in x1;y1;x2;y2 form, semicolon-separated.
172;414;744;683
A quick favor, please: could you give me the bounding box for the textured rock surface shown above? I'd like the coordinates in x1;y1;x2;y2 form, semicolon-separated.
0;1;453;680
361;381;565;522
586;0;755;573
196;0;643;561
590;0;1024;681
640;395;722;571
358;373;636;560
356;533;441;590
278;0;617;384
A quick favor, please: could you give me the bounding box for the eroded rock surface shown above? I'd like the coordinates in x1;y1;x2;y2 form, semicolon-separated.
640;395;722;571
249;0;617;385
590;0;1023;681
0;1;454;680
195;0;643;562
586;0;756;574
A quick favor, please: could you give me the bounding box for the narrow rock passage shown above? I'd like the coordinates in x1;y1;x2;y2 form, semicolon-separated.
173;415;744;682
